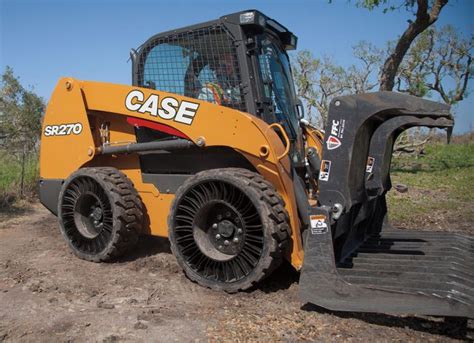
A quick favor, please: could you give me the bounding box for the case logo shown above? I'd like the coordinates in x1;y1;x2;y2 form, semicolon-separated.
125;90;199;125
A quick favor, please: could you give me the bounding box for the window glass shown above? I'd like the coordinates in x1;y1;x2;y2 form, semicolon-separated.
138;27;246;112
143;43;190;95
258;39;299;136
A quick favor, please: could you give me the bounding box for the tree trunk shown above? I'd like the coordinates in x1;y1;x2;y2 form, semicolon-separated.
379;0;448;91
20;145;26;198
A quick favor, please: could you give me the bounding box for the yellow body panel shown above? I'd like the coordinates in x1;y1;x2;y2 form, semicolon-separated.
302;123;324;158
40;78;95;178
40;78;305;268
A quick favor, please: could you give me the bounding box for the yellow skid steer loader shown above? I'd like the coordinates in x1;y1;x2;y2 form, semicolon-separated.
39;10;472;317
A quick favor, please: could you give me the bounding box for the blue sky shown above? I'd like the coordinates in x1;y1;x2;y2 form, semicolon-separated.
1;0;472;133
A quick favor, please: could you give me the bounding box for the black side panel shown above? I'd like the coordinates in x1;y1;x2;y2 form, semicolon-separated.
39;178;63;216
142;174;190;194
139;147;256;175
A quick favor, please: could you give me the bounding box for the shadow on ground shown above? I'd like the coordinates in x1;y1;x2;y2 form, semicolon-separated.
0;203;31;221
118;235;172;262
253;261;299;293
302;303;472;340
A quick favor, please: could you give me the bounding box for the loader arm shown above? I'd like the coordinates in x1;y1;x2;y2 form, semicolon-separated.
39;78;305;267
299;91;473;318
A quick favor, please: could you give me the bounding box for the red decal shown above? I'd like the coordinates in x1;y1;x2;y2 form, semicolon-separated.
326;136;341;150
126;117;190;140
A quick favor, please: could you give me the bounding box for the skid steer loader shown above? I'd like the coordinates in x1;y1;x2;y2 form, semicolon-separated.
39;10;473;317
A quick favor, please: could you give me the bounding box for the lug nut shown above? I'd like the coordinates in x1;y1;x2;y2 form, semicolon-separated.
212;223;218;229
224;240;230;246
233;237;239;243
215;234;221;240
237;228;243;234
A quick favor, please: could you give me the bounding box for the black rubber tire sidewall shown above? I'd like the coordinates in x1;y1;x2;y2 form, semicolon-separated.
168;168;288;292
58;167;141;262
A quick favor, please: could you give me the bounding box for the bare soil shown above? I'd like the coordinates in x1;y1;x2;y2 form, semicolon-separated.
0;203;472;342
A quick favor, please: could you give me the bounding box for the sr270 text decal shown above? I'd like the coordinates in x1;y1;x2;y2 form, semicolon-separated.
44;123;83;137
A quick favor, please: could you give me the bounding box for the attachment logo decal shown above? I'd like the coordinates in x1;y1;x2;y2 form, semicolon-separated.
326;136;342;150
326;119;346;150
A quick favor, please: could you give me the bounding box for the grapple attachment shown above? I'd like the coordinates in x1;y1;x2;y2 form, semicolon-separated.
299;92;473;317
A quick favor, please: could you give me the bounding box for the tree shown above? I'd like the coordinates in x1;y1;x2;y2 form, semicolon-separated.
293;42;383;126
397;26;473;104
394;26;473;154
0;66;44;152
356;0;449;91
346;41;383;94
293;52;348;125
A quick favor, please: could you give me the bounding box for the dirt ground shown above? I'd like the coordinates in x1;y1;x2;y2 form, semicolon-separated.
0;203;472;342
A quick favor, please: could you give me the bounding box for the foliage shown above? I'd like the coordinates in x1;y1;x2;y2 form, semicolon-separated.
0;66;45;151
396;26;473;104
355;0;418;13
0;150;39;208
292;24;472;131
0;67;44;206
293;52;347;125
293;42;382;126
345;0;450;91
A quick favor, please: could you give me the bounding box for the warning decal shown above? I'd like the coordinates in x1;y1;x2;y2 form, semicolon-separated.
310;214;328;235
319;160;331;182
366;156;375;173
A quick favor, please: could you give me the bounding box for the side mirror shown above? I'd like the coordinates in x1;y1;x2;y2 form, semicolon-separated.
296;98;304;120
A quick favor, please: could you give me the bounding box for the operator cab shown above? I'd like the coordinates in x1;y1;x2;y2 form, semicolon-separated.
131;10;304;167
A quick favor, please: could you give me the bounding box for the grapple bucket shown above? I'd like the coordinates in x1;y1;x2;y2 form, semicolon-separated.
299;92;473;317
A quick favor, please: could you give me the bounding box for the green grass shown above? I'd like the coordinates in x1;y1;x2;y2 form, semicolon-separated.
391;142;474;172
387;143;474;229
0;150;39;207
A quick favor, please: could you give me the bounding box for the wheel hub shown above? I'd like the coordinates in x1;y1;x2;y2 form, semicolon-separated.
209;209;244;256
217;220;235;238
91;206;103;221
89;205;104;230
74;193;105;238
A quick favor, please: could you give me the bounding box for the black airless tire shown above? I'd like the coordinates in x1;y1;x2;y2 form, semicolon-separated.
58;167;143;262
168;168;290;292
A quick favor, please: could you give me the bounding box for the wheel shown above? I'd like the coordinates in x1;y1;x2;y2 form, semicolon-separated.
168;168;290;292
58;167;143;262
